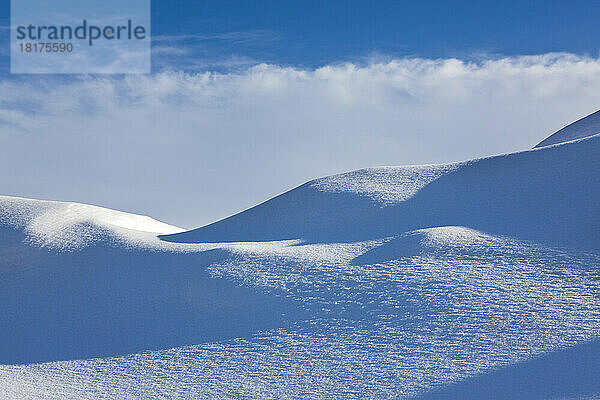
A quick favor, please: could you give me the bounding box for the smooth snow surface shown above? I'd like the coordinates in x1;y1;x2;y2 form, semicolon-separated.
535;109;600;148
1;122;600;399
0;196;184;250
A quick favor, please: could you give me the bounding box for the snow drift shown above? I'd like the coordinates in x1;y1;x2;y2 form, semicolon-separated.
162;134;600;250
535;108;600;148
1;112;600;399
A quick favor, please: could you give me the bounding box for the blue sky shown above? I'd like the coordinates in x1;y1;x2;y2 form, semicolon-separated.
2;0;600;72
2;1;600;227
150;0;600;67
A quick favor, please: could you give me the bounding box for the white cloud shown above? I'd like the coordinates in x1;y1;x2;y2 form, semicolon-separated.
1;53;600;227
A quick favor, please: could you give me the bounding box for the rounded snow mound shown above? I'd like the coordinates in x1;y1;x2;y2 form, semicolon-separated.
0;196;184;250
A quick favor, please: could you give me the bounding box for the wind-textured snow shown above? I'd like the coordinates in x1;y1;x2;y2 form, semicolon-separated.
311;164;461;204
1;115;600;399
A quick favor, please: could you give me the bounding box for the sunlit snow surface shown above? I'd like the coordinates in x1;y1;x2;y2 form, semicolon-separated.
0;195;184;251
1;134;600;399
312;164;461;204
2;228;599;399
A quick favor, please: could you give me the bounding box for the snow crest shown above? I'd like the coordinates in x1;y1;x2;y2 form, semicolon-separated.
311;164;461;204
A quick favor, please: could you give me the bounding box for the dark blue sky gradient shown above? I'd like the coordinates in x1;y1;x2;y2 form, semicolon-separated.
152;0;600;67
1;0;600;72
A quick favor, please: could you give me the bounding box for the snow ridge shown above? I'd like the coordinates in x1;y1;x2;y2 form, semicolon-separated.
535;108;600;148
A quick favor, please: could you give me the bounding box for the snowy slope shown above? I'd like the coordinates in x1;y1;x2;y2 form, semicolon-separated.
0;195;184;251
1;119;600;399
163;134;600;250
535;109;600;148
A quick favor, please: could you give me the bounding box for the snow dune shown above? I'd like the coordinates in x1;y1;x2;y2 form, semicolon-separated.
1;113;600;399
0;195;184;251
162;133;600;250
535;108;600;148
